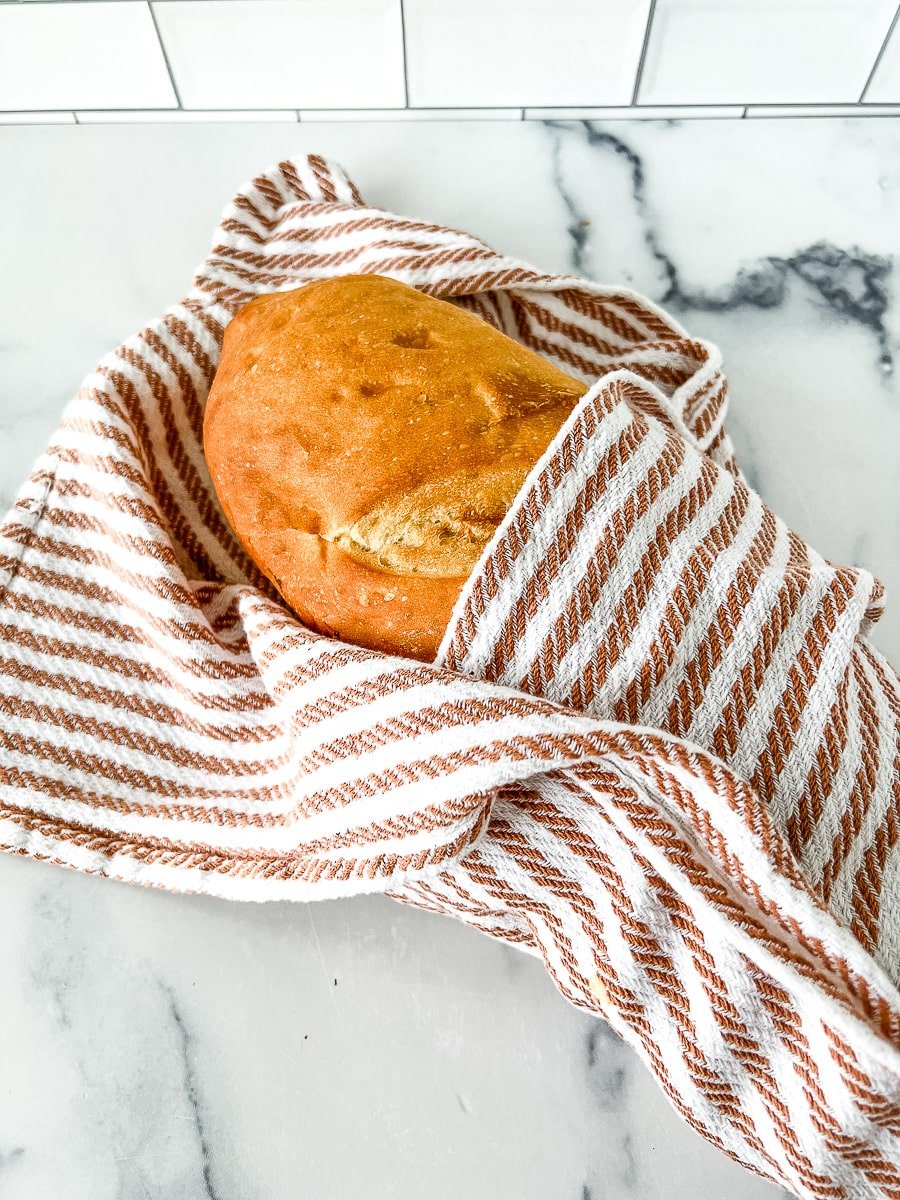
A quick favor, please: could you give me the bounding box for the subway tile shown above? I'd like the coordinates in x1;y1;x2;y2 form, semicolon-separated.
405;0;652;107
0;111;77;124
867;12;900;101
746;104;900;117
298;107;523;121
76;109;300;122
638;0;898;105
153;0;405;109
525;105;744;119
0;2;176;110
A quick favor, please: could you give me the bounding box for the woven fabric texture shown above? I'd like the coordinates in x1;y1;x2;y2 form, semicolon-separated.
1;156;899;1197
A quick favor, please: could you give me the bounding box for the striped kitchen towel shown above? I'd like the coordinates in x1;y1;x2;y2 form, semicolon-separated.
1;155;899;1198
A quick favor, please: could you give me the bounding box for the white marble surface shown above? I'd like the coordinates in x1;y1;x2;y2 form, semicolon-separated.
1;117;898;1199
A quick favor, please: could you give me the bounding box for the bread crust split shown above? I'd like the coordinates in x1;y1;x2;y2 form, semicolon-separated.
204;275;586;660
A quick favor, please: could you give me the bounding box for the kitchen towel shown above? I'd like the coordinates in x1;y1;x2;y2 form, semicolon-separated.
1;155;899;1198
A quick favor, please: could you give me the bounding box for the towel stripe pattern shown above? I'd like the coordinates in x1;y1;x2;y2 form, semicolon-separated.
1;156;898;1198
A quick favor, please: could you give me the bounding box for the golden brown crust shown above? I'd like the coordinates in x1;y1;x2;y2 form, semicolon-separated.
204;275;586;659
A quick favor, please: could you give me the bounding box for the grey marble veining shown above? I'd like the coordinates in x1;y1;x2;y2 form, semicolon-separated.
551;122;894;369
1;117;897;1199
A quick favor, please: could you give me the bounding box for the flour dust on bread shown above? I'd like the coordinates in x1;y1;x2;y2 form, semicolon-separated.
204;275;585;659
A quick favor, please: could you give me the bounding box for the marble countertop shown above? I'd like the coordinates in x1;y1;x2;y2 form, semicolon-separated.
1;117;898;1200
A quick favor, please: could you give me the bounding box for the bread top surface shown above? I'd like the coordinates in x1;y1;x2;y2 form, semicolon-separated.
204;275;586;658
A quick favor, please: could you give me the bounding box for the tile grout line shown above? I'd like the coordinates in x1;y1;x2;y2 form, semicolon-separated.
630;0;658;106
11;113;900;124
3;104;900;126
147;0;183;109
10;102;897;114
3;116;898;125
398;0;410;108
859;0;900;100
50;104;548;115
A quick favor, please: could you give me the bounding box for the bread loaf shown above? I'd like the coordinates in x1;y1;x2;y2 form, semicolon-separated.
204;275;585;659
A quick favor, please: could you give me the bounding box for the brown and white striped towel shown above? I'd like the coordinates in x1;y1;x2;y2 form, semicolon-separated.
2;155;899;1198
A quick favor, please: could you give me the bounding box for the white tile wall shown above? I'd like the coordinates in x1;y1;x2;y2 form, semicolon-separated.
75;109;301;123
638;0;898;105
524;105;745;120
152;0;405;110
2;0;900;122
745;104;900;117
0;111;77;124
0;2;176;111
298;108;523;121
404;0;651;107
867;10;900;100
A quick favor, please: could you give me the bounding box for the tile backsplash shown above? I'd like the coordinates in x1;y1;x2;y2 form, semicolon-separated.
404;0;651;108
0;0;899;123
0;3;176;111
639;0;898;104
153;0;405;109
